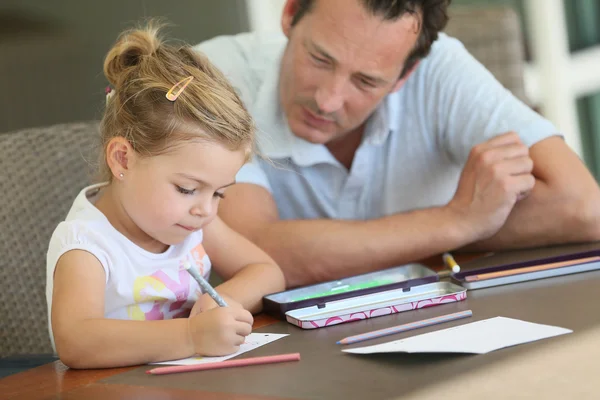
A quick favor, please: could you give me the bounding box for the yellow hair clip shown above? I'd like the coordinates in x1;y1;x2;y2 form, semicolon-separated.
166;76;194;101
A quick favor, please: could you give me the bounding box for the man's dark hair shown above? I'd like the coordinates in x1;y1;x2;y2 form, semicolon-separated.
290;0;452;79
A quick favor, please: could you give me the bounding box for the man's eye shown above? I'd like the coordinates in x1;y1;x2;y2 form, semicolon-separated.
358;78;376;88
310;53;329;65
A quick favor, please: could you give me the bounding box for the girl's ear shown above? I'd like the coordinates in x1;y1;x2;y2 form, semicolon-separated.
106;137;135;180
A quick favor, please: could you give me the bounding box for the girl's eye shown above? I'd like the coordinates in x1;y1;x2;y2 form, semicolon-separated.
214;192;225;199
175;185;196;195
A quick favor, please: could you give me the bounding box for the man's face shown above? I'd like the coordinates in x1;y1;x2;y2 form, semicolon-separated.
279;0;420;144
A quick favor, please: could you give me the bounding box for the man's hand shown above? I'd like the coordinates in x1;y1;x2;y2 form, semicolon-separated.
448;132;535;241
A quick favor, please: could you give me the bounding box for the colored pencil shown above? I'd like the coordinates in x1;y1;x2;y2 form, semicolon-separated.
146;353;301;375
184;261;228;307
442;252;461;273
464;256;600;282
337;310;473;345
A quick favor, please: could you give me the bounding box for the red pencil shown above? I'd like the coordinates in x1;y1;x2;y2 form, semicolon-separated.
146;353;301;375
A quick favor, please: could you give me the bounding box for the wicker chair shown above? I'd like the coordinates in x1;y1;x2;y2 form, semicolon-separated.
0;122;99;362
445;6;529;104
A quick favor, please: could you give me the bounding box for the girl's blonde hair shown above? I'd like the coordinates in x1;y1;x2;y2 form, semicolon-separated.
99;21;254;181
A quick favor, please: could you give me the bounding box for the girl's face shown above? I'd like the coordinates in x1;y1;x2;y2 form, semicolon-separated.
118;140;246;251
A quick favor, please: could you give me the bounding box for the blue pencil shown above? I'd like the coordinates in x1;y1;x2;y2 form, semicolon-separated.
184;261;228;307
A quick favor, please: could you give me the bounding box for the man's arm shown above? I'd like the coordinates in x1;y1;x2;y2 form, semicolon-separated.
423;36;600;251
465;136;600;250
220;187;466;287
220;133;535;287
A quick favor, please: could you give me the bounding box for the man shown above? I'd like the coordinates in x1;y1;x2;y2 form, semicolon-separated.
196;0;600;287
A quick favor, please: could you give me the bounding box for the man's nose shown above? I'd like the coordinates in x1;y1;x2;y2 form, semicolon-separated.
314;76;345;114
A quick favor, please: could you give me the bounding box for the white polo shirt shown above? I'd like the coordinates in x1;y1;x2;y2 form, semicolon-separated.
195;32;558;220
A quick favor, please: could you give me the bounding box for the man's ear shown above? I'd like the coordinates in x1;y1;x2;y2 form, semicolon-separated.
391;60;421;93
106;137;135;180
281;0;301;38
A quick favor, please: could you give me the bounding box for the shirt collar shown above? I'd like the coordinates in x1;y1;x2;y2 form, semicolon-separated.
364;91;402;146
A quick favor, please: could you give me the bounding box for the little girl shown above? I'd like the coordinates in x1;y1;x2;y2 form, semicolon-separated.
46;22;285;369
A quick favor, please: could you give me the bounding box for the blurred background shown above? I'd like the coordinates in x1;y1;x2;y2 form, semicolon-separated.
0;0;248;134
1;0;599;177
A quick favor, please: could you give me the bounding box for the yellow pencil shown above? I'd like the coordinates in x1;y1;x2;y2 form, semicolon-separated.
442;252;461;273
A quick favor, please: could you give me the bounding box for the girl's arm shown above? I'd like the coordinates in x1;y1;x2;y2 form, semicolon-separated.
202;216;286;313
52;250;252;369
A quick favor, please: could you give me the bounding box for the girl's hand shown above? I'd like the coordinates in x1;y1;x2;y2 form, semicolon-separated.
187;306;253;356
190;293;246;316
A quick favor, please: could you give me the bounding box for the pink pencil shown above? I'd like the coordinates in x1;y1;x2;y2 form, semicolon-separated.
146;353;301;375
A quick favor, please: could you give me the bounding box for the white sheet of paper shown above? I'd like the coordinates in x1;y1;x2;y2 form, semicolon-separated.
152;333;288;365
343;317;572;355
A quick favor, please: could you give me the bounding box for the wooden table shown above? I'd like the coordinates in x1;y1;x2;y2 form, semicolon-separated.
0;315;280;400
2;243;600;400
